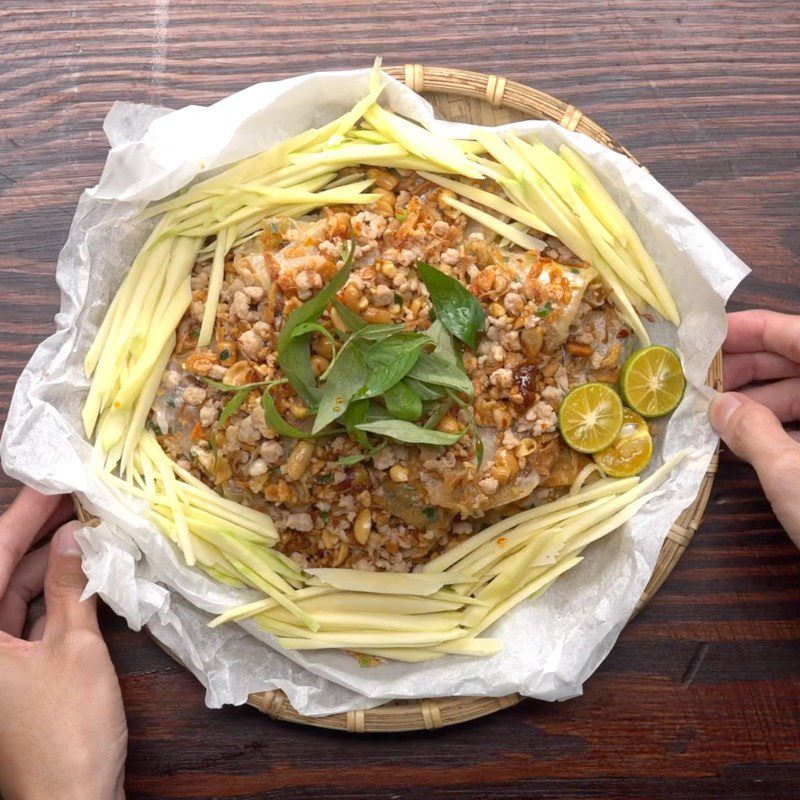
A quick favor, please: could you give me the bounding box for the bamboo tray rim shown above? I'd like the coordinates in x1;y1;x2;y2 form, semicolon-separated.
78;63;721;734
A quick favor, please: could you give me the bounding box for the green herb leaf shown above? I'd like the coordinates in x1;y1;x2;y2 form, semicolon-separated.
356;333;430;400
351;323;407;342
219;348;230;361
313;346;368;434
262;388;336;440
278;239;355;403
365;402;394;422
417;260;486;349
408;352;474;399
345;398;371;449
445;389;483;467
355;419;467;445
422;506;439;523
423;398;454;430
422;319;458;365
202;377;283;393
384;381;423;421
403;376;445;401
535;300;553;318
316;474;333;484
332;299;367;332
219;388;251;427
291;321;337;356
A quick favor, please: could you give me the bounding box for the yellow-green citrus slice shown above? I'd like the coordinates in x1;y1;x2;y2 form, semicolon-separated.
558;382;624;454
620;345;686;418
593;408;654;478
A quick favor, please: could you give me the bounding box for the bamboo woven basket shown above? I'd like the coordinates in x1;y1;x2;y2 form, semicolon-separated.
76;64;722;734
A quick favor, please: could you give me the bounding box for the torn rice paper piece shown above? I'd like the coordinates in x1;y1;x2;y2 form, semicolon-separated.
0;68;748;714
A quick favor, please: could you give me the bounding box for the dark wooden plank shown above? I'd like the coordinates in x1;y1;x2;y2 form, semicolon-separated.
1;2;799;798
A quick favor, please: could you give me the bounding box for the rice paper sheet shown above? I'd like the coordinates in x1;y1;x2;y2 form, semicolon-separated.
0;68;748;714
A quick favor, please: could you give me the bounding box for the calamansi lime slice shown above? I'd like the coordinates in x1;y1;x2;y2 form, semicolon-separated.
558;383;624;454
620;345;686;418
593;409;653;477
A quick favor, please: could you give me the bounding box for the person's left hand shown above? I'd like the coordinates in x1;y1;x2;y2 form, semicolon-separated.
0;487;128;800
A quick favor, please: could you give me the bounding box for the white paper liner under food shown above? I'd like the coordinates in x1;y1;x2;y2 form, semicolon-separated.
1;68;748;715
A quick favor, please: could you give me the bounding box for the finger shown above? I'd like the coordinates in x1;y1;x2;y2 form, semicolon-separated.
42;521;99;638
723;310;800;361
741;378;800;422
38;495;77;540
0;488;64;596
28;613;47;642
724;351;800;391
0;546;48;638
710;392;800;543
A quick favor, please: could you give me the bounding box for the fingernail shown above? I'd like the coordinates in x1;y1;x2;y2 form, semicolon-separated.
709;392;742;433
55;525;83;557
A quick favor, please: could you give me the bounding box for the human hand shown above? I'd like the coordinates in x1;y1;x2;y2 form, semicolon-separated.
709;310;800;546
0;487;127;800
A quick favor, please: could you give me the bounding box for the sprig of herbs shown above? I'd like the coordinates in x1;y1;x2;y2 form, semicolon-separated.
268;250;489;456
277;237;357;404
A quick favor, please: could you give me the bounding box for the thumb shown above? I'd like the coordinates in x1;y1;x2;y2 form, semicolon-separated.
43;521;98;636
710;392;800;541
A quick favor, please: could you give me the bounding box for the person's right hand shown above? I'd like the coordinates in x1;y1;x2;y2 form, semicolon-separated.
709;309;800;547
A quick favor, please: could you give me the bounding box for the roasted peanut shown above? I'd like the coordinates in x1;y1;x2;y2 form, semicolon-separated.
389;464;409;482
329;306;348;332
436;415;462;434
353;509;373;545
332;543;349;567
311;355;330;377
379;260;397;278
491;449;519;485
286;441;315;481
313;335;334;359
363;306;392;324
566;341;593;357
520;327;544;358
289;403;309;420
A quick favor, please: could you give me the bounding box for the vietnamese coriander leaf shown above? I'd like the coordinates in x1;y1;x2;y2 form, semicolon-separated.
417;260;486;349
332;443;385;467
332;299;367;333
261;387;336;440
446;389;483;467
355;419;467;446
356;333;430;400
313;346;368;434
291;321;338;357
422;319;458;365
214;379;286;427
202;377;283;393
423;398;454;430
218;388;250;427
404;376;445;401
277;239;355;403
345;398;371;449
383;381;423;421
350;322;407;342
408;352;474;399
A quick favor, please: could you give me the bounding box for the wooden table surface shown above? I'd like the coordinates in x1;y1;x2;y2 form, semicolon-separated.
2;2;800;798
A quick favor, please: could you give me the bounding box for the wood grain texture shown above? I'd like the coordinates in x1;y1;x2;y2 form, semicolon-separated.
1;1;799;798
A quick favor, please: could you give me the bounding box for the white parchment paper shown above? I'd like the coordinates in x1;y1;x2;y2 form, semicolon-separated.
1;68;749;715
